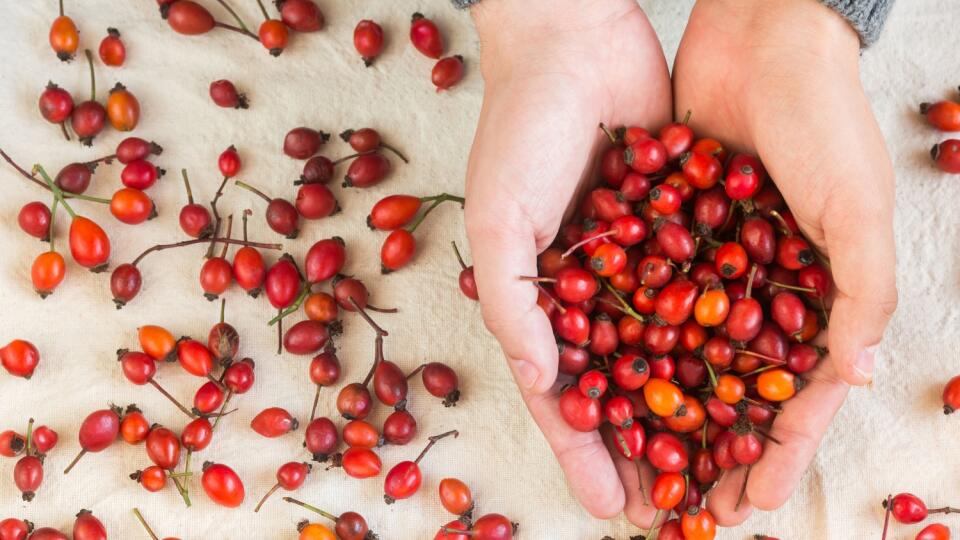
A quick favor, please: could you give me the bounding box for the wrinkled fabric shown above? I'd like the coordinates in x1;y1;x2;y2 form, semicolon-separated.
0;1;949;538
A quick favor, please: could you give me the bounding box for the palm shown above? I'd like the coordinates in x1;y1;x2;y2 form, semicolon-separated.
465;1;672;523
672;0;896;525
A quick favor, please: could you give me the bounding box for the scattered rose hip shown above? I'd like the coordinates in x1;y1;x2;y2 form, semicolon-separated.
353;20;384;67
49;0;79;62
210;79;249;109
922;89;960;173
133;508;181;540
1;340;41;379
881;493;958;540
98;28;126;66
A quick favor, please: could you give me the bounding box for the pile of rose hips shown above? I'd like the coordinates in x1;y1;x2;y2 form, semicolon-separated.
526;119;833;538
159;0;324;57
923;89;960;174
2;418;59;503
353;12;465;92
0;509;108;540
881;493;955;540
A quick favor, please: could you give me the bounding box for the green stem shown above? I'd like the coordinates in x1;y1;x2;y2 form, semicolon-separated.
48;197;59;252
601;281;646;323
85;49;96;101
59;0;64;17
133;508;160;540
451;241;468;270
182;169;194;204
268;284;311;326
235;180;271;203
215;0;254;34
219;298;226;324
25;418;34;456
211;391;233;433
283;497;339;523
703;359;719;388
34;165;76;218
408;194;465;234
254;0;270;20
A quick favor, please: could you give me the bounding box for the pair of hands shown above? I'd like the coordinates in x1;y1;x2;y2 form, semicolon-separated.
463;0;898;529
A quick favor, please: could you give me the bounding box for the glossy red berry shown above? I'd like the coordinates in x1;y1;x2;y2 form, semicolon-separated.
353;20;384;66
1;340;40;379
344;152;391;188
166;1;216;34
209;79;248;109
432;56;465;92
558;386;601;432
410;13;443;58
14;455;43;501
251;407;299;438
202;462;245;507
279;0;324;32
921;100;960;131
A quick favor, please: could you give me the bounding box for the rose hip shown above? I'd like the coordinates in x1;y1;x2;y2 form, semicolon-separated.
210;79;248;109
354;20;384;66
432;56;465;92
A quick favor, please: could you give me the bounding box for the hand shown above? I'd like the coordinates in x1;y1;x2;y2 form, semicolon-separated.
672;0;898;526
464;0;672;522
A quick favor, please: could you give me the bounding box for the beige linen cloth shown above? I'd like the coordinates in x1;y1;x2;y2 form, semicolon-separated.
0;1;954;538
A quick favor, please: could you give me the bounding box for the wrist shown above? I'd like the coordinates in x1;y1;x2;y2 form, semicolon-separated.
709;0;860;59
470;0;636;86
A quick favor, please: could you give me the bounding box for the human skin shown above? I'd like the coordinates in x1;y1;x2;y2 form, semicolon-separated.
464;0;897;528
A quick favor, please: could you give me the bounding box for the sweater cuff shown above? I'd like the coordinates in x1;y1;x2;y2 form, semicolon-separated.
820;0;895;46
452;0;480;8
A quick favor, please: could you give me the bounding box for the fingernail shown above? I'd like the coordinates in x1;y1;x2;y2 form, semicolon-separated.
513;360;540;390
853;345;877;384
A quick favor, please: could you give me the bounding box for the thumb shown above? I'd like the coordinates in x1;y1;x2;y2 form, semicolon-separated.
466;211;559;395
821;196;898;386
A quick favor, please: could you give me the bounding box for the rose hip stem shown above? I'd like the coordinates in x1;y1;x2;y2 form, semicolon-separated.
880;494;892;540
451;241;469;269
145;374;196;419
561;229;618;258
598;122;619;144
24;418;34;456
350;298;388;337
0;149;110;204
36;166;78;219
133;508;160;540
734;350;787;365
130;237;281;267
413;429;459;464
206;175;231;258
407;193;465;233
766;281;818;294
214;0;255;36
283;496;340;522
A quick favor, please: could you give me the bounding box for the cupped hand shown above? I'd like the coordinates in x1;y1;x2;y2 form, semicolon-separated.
672;0;898;526
464;0;671;521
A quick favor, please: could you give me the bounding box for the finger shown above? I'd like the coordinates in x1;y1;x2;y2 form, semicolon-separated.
467;213;559;393
601;427;658;528
821;187;898;385
754;79;898;386
705;466;754;527
524;391;626;518
744;358;850;510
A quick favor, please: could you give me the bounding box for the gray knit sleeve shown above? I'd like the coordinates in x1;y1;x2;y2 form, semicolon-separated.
451;0;894;46
820;0;895;45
